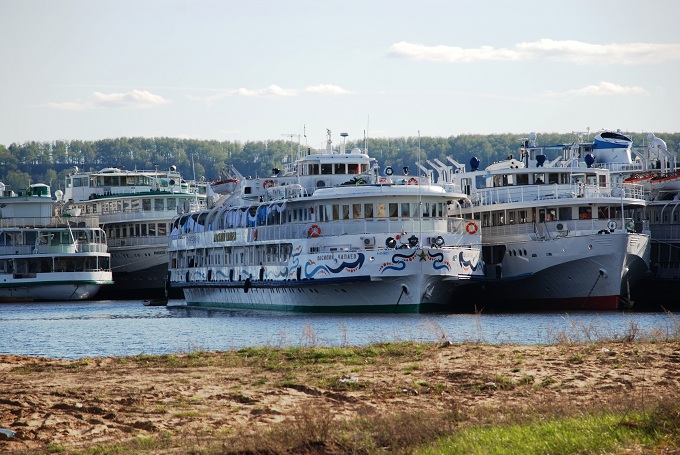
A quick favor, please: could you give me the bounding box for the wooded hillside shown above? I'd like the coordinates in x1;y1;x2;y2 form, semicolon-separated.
1;132;678;192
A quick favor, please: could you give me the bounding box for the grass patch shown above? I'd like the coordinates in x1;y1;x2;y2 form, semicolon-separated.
418;408;680;455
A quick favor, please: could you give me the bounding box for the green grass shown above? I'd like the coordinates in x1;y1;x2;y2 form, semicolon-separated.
418;410;677;455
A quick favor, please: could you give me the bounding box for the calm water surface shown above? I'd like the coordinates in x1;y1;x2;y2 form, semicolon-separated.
0;300;676;359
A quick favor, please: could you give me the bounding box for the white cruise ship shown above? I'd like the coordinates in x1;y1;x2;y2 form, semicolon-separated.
428;133;650;311
62;166;215;298
167;130;484;312
0;182;113;302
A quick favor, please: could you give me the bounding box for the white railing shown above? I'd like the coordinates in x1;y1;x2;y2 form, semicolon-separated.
99;208;182;223
470;183;645;207
0;216;100;228
108;235;169;248
171;216;478;245
483;218;636;239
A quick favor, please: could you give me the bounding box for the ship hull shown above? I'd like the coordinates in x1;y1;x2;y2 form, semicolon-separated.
174;247;484;313
453;233;649;312
0;272;113;302
96;244;179;299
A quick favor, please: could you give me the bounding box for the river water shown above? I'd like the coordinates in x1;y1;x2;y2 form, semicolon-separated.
0;300;677;359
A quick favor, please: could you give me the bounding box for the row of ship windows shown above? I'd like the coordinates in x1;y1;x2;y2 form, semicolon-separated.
172;243;294;268
106;223;169;239
73;197;196;215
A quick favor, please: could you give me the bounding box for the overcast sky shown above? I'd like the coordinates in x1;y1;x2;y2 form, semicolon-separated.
1;0;679;149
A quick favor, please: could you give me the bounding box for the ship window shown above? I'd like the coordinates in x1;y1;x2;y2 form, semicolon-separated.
334;163;345;174
548;173;559;184
342;204;350;220
559;207;572;220
353;204;362;219
389;203;398;218
348;163;359;174
517;210;527;223
376;203;386;217
321;164;332;175
361;163;369;173
332;204;340;220
155;199;164;211
579;207;592;219
167;198;176;211
401;203;410;218
149;223;157;236
599;175;607;187
364;203;373;219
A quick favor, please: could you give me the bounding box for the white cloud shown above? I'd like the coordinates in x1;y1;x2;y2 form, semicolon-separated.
564;81;648;96
388;39;680;65
305;84;353;94
201;84;353;105
46;90;169;110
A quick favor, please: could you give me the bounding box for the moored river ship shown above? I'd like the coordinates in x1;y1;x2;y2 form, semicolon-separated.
63;166;214;298
425;132;650;311
0;182;113;302
167;130;484;312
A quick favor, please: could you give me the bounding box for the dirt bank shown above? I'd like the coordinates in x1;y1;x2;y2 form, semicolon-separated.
1;341;679;453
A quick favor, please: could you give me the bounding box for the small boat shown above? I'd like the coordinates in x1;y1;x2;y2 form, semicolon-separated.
143;298;168;306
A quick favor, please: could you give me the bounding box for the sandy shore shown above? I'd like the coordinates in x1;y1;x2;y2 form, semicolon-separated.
1;341;679;453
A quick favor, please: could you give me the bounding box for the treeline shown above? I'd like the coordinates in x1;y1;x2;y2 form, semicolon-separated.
1;132;678;192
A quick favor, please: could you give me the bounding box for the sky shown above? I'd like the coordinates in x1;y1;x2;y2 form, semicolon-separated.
1;0;679;149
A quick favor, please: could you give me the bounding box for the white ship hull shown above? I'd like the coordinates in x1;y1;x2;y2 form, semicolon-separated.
0;271;113;302
179;246;483;312
456;232;649;311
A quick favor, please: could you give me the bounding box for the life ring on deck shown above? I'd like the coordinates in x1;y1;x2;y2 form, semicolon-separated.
262;179;275;189
253;229;258;240
607;220;617;231
407;178;418;185
309;224;322;237
465;221;478;235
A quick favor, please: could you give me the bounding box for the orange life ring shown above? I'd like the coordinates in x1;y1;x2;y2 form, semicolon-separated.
253;229;258;240
262;179;275;189
407;178;418;185
465;221;478;234
308;224;321;237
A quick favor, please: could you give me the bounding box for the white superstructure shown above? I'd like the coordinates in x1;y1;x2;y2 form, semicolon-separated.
0;183;113;302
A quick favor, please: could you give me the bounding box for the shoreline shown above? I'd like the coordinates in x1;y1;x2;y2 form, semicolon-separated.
1;340;679;453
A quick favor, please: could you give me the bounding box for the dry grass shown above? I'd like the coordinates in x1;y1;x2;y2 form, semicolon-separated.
1;324;680;454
